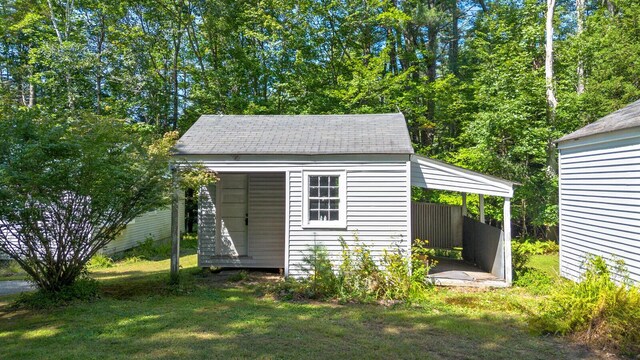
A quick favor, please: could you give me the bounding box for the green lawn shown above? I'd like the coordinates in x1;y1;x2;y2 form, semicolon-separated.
0;253;596;359
529;254;560;279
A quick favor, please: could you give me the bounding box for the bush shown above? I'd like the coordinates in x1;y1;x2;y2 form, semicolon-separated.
512;241;536;274
13;277;100;309
513;268;554;294
529;256;640;356
181;233;198;249
273;238;435;303
0;260;24;277
300;244;339;299
512;239;559;278
86;254;115;269
119;236;172;261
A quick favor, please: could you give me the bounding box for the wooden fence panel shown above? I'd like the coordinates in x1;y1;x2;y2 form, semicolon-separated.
411;202;463;249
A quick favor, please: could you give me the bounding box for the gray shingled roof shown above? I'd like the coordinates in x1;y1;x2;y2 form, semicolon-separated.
557;99;640;142
174;113;414;155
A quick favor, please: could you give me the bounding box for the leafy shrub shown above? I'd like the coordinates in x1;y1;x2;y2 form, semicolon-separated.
86;254;115;269
120;236;171;261
181;233;198;249
13;277;100;309
529;256;640;356
513;268;554;294
300;244;339;299
274;238;435;303
428;248;463;260
512;239;559;276
511;241;536;274
378;239;434;302
0;260;24;278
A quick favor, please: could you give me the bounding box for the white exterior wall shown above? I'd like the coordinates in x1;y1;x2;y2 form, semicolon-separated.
287;162;411;277
558;129;640;283
186;155;412;277
103;196;185;255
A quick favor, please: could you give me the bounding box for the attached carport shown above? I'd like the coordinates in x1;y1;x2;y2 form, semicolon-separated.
410;155;516;286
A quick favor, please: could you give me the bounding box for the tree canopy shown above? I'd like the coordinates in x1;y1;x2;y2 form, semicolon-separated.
0;109;173;291
1;0;639;237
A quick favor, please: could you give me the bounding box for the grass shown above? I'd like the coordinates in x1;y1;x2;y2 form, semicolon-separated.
0;260;28;281
0;252;599;359
529;254;560;279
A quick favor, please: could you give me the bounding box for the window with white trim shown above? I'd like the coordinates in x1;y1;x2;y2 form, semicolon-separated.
303;171;346;228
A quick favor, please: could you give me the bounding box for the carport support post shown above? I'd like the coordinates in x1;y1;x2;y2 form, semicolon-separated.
479;194;485;223
503;197;512;284
170;168;181;283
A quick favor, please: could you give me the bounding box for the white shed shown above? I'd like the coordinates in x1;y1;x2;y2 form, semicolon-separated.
557;99;640;284
171;114;515;285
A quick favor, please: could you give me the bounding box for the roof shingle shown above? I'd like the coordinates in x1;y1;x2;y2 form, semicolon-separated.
557;99;640;142
174;114;414;155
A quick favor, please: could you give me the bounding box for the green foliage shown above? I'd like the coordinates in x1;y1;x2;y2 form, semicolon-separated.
120;237;172;261
86;254;115;269
529;256;640;356
0;260;25;278
0;110;173;292
13;277;100;309
181;233;199;250
428;248;463;260
512;239;559;278
513;268;554;295
299;244;339;299
279;238;434;303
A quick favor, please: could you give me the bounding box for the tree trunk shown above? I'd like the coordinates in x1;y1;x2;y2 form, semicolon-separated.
449;0;460;76
546;0;558;174
545;0;558;112
96;16;105;114
426;24;438;124
576;0;585;94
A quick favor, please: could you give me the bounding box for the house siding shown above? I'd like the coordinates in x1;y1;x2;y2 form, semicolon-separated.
191;156;411;277
558;130;640;283
103;195;185;255
287;162;410;277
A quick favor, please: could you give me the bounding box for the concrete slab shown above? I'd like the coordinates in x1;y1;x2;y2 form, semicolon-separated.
428;258;508;288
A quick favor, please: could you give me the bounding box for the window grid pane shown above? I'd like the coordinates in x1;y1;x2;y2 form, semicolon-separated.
308;175;340;222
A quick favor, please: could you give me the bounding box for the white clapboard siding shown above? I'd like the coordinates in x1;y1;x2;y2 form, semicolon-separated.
287;163;410;277
191;157;411;276
558;132;640;284
103;194;185;255
410;155;514;197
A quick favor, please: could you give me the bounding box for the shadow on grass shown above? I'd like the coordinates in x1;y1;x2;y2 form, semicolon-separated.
0;268;596;360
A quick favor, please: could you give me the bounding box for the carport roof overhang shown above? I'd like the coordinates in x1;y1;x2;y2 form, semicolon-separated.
410;155;516;198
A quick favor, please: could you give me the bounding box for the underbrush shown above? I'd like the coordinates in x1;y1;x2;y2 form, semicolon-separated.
0;260;25;278
13;277;100;309
512;239;559;293
119;237;172;261
86;254;115;269
529;256;640;356
266;238;435;304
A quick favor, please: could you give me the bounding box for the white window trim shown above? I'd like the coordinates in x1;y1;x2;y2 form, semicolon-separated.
302;170;347;229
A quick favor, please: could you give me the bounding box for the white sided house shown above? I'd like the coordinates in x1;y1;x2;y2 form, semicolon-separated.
171;114;515;285
557;99;640;284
